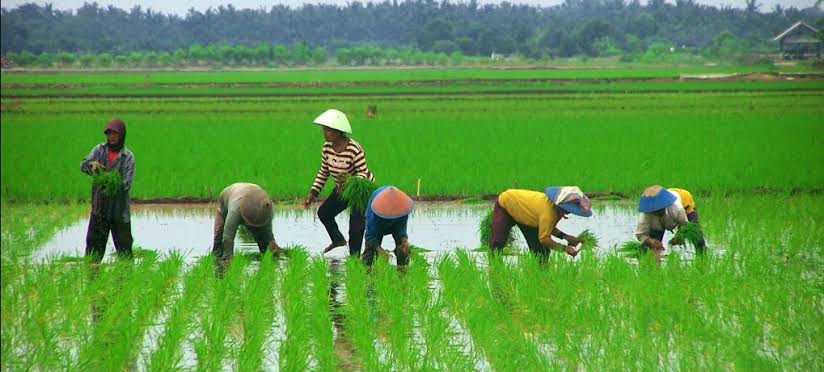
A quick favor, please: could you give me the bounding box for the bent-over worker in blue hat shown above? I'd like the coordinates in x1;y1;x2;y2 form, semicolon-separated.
363;186;414;266
489;186;593;257
635;185;706;258
213;183;282;274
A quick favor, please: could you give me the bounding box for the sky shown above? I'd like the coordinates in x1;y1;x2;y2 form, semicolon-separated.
0;0;818;15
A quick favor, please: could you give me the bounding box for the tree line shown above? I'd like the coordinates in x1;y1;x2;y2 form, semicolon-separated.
1;0;822;64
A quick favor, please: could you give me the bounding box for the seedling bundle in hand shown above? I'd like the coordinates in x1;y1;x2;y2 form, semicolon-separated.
672;222;704;247
93;170;121;197
618;241;647;259
577;229;599;251
340;175;376;213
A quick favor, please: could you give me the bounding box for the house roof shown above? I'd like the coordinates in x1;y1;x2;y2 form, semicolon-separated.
773;21;820;42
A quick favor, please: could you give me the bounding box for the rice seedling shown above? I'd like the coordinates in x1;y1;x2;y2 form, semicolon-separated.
92;170;121;197
147;256;213;371
672;222;704;247
341;257;382;370
306;256;336;370
617;240;648;259
340;175;376;213
278;248;312;371
577;229;599;251
237;251;277;372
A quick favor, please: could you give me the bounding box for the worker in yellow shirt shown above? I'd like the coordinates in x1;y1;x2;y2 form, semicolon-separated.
489;186;593;257
635;185;706;257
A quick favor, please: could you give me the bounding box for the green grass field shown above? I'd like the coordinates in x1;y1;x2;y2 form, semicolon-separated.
1;65;813;85
2;90;822;201
2;194;822;370
1;67;823;370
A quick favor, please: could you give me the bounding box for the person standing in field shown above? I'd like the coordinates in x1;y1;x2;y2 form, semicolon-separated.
489;186;593;257
635;185;707;258
213;183;282;274
363;186;414;266
80;118;135;263
303;109;375;257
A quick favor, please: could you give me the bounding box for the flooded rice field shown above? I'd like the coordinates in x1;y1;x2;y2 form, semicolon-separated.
36;201;651;261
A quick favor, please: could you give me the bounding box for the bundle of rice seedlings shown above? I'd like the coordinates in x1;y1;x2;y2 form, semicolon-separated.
673;222;704;247
478;208;514;248
340;175;376;212
577;229;599;251
617;240;647;259
92;170;121;197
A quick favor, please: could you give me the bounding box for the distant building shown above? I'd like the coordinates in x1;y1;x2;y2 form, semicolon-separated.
773;21;821;60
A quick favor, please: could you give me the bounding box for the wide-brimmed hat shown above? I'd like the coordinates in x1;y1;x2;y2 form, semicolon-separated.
313;109;352;134
544;186;593;217
371;186;414;219
239;187;273;227
637;185;676;213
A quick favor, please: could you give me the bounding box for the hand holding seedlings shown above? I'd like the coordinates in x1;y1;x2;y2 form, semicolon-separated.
669;235;684;246
303;192;316;209
645;238;665;251
564;245;579;257
565;234;582;247
89;160;104;173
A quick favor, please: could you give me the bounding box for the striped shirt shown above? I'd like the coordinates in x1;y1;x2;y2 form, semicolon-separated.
310;139;375;195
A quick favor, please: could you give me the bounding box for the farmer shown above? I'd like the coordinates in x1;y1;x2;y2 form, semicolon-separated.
489;187;593;257
363;186;414;266
635;185;707;258
213;183;282;272
303;109;375;257
80;118;135;263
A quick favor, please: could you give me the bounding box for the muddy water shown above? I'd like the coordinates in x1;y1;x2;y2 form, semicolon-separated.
37;201;645;261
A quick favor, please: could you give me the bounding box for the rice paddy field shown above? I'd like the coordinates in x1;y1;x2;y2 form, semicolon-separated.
2;66;823;370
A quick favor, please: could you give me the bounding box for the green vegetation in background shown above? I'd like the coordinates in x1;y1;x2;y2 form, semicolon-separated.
2;91;822;201
1;65;812;86
4;79;824;97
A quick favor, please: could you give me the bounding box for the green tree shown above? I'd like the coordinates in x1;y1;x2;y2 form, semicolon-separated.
311;47;327;65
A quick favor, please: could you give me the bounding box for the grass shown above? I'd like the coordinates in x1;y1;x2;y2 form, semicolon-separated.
2;91;822;201
1;64;813;86
672;221;704;247
1;194;823;369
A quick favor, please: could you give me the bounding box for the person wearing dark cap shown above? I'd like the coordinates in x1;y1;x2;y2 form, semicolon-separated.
362;186;414;266
489;186;593;257
635;185;706;258
213;183;282;272
80;118;135;263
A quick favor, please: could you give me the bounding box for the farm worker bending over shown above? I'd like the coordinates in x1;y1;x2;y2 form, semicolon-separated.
489;187;593;257
635;185;706;258
363;186;414;266
303;109;375;257
213;183;282;272
80;118;135;263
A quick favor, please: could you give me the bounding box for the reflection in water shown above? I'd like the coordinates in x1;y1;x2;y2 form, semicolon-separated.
37;202;644;262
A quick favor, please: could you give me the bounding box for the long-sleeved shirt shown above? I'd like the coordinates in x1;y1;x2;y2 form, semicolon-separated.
217;183;275;247
310;139;374;196
498;189;560;243
635;189;689;243
365;186;409;246
80;143;135;223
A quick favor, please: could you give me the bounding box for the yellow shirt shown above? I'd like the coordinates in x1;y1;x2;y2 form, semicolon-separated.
497;189;560;242
670;188;696;214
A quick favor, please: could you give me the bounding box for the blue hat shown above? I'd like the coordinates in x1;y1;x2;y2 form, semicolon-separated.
544;187;593;217
637;185;676;213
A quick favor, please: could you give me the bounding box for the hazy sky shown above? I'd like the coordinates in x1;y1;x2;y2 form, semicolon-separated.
0;0;817;15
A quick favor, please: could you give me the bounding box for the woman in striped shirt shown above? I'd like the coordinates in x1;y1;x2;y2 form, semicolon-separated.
303;109;375;256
